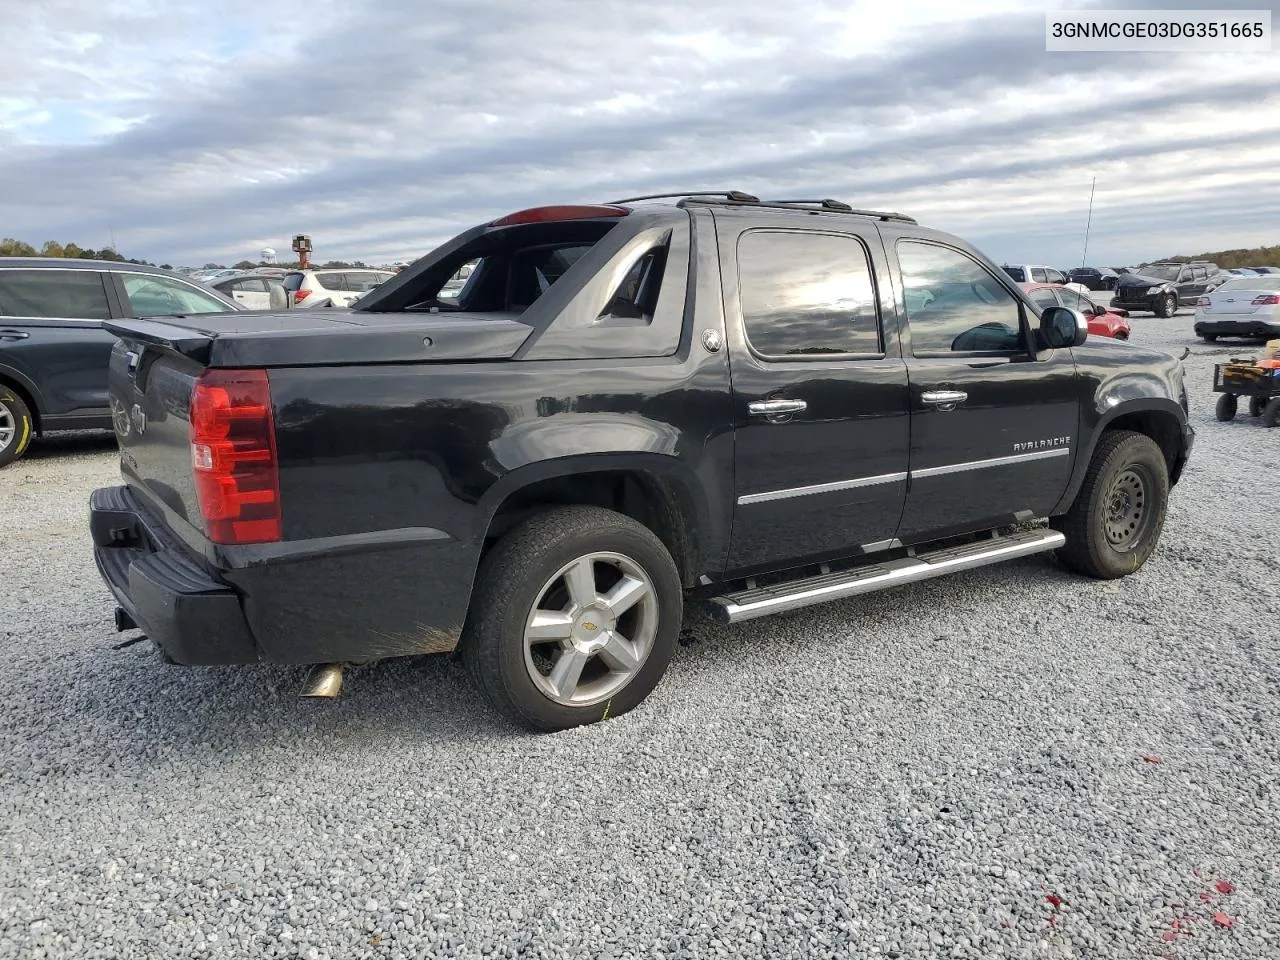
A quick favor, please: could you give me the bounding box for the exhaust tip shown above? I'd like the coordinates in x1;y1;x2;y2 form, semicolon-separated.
300;663;344;699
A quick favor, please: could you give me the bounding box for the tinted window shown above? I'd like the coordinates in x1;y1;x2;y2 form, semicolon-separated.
283;272;303;292
508;244;595;308
898;241;1024;354
1002;266;1026;282
122;274;229;316
600;245;666;321
1029;287;1060;311
227;278;268;293
737;231;881;357
315;272;348;291
0;269;111;319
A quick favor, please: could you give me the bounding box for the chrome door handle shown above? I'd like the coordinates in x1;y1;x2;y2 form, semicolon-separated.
921;390;967;411
748;398;807;417
0;330;30;341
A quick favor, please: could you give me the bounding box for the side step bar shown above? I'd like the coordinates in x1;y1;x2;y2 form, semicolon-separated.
708;528;1065;624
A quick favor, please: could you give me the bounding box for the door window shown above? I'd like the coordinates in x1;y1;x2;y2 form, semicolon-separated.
736;230;881;358
897;241;1026;354
1056;288;1094;313
121;274;229;315
1191;266;1207;281
1045;268;1066;284
1028;287;1061;312
0;270;111;319
1030;267;1049;282
228;278;268;294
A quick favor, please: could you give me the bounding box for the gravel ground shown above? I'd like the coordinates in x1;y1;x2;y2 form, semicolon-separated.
2;313;1277;960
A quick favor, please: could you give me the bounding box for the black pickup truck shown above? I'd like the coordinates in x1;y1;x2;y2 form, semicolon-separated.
89;192;1194;731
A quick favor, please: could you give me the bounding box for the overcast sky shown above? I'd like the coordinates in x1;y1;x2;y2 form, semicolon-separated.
2;0;1278;269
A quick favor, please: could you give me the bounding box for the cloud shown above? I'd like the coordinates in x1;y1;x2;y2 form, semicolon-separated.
0;0;1277;268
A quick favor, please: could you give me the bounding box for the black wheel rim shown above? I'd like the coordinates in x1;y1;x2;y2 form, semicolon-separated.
1103;464;1154;551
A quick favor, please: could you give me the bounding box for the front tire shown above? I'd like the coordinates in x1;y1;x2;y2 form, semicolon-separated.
1053;430;1169;580
0;389;35;468
1263;397;1280;428
460;505;683;731
1216;393;1238;421
1249;396;1266;418
1154;294;1177;318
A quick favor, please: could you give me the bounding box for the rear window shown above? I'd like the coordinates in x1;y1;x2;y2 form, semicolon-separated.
1218;276;1280;292
1002;266;1026;282
314;271;348;291
737;230;882;357
0;269;112;319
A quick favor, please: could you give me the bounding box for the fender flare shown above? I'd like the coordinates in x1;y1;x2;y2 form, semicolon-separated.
1052;397;1188;514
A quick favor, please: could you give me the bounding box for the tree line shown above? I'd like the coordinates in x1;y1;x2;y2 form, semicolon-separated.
0;238;166;268
1155;244;1280;270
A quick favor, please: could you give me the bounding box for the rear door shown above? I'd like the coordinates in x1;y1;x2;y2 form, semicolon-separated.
222;277;272;309
886;237;1079;543
0;268;120;421
722;218;911;574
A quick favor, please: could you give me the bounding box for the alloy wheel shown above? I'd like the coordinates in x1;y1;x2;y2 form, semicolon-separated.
522;551;658;706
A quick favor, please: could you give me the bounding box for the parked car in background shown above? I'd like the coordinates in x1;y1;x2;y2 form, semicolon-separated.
1249;266;1280;275
1226;268;1260;277
1067;266;1122;291
1021;282;1131;339
1193;275;1280;342
1002;263;1069;285
1112;261;1223;317
283;268;396;307
208;272;291;310
0;258;241;466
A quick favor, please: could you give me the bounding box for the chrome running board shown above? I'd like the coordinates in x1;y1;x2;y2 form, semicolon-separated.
708;528;1065;624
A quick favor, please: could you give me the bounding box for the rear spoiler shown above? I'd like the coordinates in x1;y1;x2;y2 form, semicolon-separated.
104;319;215;364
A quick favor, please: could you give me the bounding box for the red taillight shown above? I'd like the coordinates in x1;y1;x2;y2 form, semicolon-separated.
292;289;311;302
189;369;281;545
490;204;630;226
1252;294;1280;305
1196;296;1211;307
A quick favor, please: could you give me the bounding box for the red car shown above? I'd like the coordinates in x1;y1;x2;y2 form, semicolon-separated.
1021;282;1131;340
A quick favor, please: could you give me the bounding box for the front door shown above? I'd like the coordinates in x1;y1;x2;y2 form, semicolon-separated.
886;238;1079;543
723;221;911;574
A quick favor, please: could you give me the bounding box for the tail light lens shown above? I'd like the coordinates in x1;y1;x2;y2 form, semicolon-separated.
292;289;311;302
1196;296;1211;307
189;369;281;544
1252;294;1280;305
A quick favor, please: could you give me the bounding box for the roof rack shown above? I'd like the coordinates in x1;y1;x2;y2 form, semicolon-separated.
606;190;917;224
608;190;760;204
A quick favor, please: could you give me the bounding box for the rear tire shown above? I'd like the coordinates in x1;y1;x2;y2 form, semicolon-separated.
1053;430;1169;580
1215;393;1238;421
459;505;683;731
1154;294;1177;319
1249;396;1266;418
1263;398;1280;428
0;389;35;468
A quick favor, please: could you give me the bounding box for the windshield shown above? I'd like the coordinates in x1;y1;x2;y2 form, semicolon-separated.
1140;264;1181;280
1217;276;1280;292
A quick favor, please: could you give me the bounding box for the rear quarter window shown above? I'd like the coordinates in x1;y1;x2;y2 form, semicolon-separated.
0;269;111;319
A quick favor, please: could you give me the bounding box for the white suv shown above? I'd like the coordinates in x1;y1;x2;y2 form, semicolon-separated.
283;268;395;308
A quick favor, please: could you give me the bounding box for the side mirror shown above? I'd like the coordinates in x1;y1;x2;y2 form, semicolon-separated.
1039;306;1089;349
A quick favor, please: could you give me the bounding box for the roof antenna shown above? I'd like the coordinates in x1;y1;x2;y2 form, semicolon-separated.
1080;176;1096;270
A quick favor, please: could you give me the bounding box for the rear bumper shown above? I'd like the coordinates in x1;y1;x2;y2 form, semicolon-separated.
1194;319;1280;338
90;486;260;665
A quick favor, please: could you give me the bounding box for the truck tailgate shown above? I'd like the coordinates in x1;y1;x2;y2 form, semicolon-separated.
102;307;532;367
103;308;531;551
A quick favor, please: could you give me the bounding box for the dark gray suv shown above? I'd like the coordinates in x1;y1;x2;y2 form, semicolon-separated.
0;258;241;466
